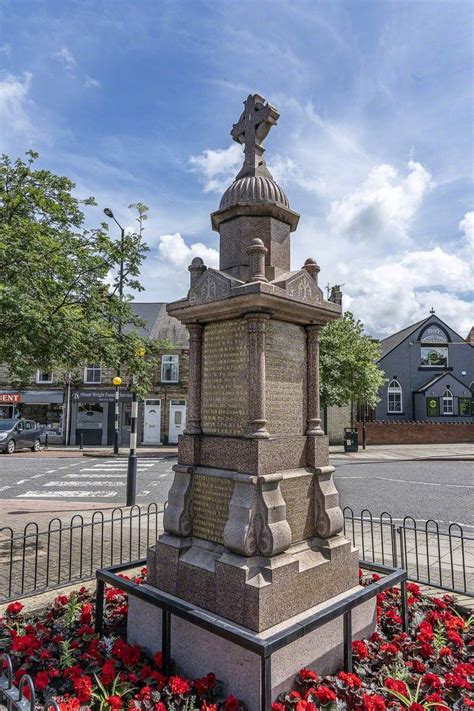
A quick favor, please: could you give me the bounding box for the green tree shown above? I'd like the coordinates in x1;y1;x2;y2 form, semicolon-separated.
0;151;163;395
320;311;385;409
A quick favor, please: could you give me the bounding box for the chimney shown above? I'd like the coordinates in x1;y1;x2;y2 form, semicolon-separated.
329;285;343;307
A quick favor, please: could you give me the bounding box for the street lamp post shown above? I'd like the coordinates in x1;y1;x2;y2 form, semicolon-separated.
127;347;146;506
112;376;122;455
104;208;126;456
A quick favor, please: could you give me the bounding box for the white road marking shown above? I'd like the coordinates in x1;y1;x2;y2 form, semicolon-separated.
158;473;169;479
57;465;70;470
449;521;474;529
44;480;125;487
336;475;441;486
446;484;474;489
18;491;116;498
0;485;12;492
16;479;27;485
45;470;57;474
138;490;150;496
80;467;151;472
66;472;125;478
31;473;46;479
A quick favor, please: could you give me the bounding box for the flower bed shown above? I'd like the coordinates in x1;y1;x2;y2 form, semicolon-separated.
0;570;473;710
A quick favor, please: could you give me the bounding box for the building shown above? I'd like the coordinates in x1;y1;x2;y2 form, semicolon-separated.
375;312;474;422
0;303;190;446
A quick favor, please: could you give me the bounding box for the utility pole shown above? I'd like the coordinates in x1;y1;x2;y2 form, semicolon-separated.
127;347;145;506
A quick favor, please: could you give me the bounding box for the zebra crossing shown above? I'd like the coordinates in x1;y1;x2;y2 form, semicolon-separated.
9;458;167;502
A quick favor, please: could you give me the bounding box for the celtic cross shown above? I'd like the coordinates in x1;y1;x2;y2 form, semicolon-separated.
231;94;279;180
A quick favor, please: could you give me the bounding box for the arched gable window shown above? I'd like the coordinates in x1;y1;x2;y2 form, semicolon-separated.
442;388;453;415
420;325;449;367
387;380;402;413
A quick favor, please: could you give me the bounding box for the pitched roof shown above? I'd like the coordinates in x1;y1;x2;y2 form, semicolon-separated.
129;302;189;347
415;371;471;392
379;317;428;360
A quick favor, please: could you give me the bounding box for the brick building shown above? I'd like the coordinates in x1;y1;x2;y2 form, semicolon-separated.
0;303;189;446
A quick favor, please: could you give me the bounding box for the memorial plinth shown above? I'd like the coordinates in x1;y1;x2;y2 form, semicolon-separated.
128;94;375;707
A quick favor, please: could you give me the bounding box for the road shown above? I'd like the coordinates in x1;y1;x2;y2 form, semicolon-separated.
0;455;472;530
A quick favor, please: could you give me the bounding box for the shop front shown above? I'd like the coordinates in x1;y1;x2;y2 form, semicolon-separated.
70;388;132;446
0;390;65;442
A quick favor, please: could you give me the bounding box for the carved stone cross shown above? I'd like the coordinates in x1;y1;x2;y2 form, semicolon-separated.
231;94;279;180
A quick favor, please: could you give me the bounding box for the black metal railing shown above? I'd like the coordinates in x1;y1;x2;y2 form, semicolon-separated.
0;503;163;603
95;559;408;711
0;653;59;711
343;507;474;596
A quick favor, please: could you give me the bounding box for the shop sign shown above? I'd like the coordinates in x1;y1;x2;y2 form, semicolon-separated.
72;389;133;403
0;393;21;404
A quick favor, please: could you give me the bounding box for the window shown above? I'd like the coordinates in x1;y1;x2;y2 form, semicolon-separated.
161;355;179;383
36;370;53;384
84;365;102;384
442;389;453;415
459;398;472;417
420;347;448;367
427;397;440;416
387;380;402;413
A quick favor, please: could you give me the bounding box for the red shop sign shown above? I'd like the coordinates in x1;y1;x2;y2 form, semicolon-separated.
0;393;21;404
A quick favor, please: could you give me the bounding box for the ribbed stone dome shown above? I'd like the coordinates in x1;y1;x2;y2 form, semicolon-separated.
219;175;289;211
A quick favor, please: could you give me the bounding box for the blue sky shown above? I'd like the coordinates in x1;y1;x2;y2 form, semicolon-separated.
1;0;473;338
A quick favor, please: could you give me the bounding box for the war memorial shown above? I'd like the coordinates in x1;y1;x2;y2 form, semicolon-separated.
127;94;376;708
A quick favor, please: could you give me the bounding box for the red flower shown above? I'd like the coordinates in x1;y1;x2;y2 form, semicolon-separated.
384;678;408;695
72;675;93;703
272;705;286;711
380;643;398;656
299;668;318;682
422;672;442;689
408;705;425;711
338;671;362;688
6;601;24;616
315;685;336;704
169;675;191;695
106;695;122;710
54;595;69;607
34;671;50;690
101;659;117;686
407;582;420;595
362;693;386;711
79;602;93;625
352;640;369;659
447;629;463;646
224;695;240;710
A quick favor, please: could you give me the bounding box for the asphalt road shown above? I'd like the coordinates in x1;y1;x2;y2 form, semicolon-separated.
0;455;472;531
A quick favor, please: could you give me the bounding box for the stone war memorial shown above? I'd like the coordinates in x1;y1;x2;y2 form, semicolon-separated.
128;94;375;707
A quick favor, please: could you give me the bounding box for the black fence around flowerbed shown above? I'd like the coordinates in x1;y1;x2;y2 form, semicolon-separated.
0;503;163;603
343;507;474;597
0;504;472;603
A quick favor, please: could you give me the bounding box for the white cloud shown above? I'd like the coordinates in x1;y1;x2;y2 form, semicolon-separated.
459;211;474;252
54;47;77;69
0;72;34;148
341;212;473;338
158;233;219;269
188;143;242;192
327;160;433;245
85;76;100;89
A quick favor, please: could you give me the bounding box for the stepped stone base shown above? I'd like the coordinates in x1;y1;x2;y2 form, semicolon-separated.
127;584;376;710
147;532;359;632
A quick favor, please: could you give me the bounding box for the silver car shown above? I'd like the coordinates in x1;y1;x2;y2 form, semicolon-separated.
0;419;42;454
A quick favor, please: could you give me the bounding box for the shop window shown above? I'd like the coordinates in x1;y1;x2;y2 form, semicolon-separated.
442;389;453;415
161;355;179;383
84;365;102;384
387;380;402;413
420;347;448;367
459;398;472;417
77;402;104;428
426;397;440;417
36;370;53;384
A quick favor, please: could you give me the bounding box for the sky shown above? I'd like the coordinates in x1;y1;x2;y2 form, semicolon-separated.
1;0;473;339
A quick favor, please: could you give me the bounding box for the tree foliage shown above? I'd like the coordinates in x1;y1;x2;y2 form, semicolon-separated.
320;312;385;408
0;151;164;396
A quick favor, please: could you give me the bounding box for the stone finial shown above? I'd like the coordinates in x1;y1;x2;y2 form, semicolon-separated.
188;257;207;289
303;258;320;286
231;94;279;180
246;238;268;282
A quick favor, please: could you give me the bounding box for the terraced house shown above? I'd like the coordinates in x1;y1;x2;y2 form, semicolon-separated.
0;303;189;446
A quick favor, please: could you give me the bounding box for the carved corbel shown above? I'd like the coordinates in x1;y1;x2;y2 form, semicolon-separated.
314;465;344;538
256;477;291;556
163;464;194;537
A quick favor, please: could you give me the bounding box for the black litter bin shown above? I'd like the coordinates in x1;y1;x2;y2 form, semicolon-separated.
344;427;358;452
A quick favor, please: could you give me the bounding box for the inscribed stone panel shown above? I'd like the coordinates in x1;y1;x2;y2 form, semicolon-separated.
265;320;306;435
192;474;234;544
201;320;248;436
281;474;315;543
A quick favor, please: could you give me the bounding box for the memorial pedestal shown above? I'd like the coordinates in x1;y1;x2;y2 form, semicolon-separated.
128;584;376;710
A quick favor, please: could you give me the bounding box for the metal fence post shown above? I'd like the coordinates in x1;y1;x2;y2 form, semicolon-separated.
400;579;409;635
397;526;405;570
95;578;105;635
391;523;398;568
79;433;84;450
343;610;353;672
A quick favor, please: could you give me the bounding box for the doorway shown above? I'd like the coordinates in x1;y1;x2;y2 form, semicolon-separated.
143;399;161;444
169;399;186;444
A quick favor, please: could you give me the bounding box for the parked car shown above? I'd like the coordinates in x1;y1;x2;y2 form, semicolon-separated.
0;419;42;454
